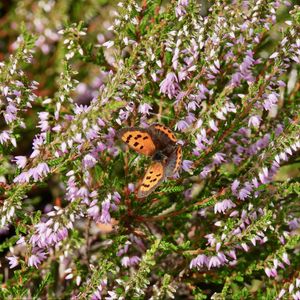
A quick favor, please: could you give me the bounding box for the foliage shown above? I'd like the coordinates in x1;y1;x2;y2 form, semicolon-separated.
0;0;300;299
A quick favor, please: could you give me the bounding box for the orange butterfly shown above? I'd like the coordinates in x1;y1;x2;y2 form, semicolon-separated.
118;123;182;198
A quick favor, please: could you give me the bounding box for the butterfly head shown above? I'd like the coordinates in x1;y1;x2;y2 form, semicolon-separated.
152;151;167;162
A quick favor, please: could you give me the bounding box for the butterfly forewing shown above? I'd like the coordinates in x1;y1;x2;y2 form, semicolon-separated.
149;123;177;150
137;161;165;198
118;128;156;156
151;124;177;142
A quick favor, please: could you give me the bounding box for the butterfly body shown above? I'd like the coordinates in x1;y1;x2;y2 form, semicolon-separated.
118;124;182;198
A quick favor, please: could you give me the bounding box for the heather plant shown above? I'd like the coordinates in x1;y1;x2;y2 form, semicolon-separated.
0;0;300;299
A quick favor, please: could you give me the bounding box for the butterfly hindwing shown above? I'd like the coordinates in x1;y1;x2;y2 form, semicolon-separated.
137;161;165;198
165;145;182;177
118;128;156;156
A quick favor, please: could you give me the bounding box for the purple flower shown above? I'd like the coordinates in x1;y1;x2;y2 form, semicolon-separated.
248;115;261;128
13;156;27;169
4;103;18;124
213;153;226;165
37;112;49;132
208;256;222;269
87;203;100;221
238;185;252;200
263;93;278;111
138;103;152;115
231;179;240;195
214;199;236;214
29;163;50;182
200;165;212;178
293;291;300;300
265;267;277;278
159;72;180;99
121;255;141;267
175;5;186;17
28;248;47;268
82;154;97;169
209;120;218;132
100;199;111;224
189;254;208;269
282;253;290;265
7;255;19;268
258;167;270;184
175;120;189;131
13;171;31;183
0;130;14;146
182;160;193;172
112;192;121;204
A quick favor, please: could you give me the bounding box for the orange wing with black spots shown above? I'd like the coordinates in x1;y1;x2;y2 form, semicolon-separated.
173;146;182;173
118;128;156;156
150;123;177;143
137;161;165;198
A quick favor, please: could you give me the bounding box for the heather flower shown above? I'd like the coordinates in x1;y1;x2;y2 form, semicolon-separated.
6;255;19;269
13;171;31;183
138;103;152;115
182;160;193;172
0;130;14;146
282;253;290;265
121;255;141;267
175;120;189;131
100;199;111;224
263;93;278;111
209;120;218;132
82;154;97;169
214;199;236;214
248;115;261;128
28;249;47;268
13;156;27;169
30;163;50;182
208;256;222;269
87;202;100;221
213;152;226;165
190;254;208;269
159;72;180;99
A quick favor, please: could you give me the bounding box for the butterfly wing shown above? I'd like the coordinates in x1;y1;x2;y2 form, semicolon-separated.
165;145;182;177
137;161;165;198
118;128;156;156
149;123;177;150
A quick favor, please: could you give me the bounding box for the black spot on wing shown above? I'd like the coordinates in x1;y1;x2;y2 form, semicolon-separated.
125;134;133;143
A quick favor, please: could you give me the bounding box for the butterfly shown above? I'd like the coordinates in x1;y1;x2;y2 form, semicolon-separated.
118;123;182;198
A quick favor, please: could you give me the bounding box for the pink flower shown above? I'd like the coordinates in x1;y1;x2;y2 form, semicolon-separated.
214;199;236;214
13;156;27;169
159;72;180;99
248;115;261;128
138;103;152;115
182;160;193;172
190;254;208;269
28;249;47;268
208;256;221;269
7;255;19;268
82;154;97;169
